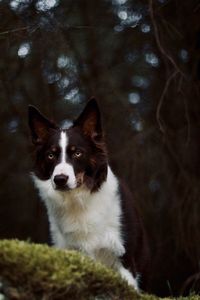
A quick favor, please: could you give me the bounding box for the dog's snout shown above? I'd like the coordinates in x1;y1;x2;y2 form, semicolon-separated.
54;174;68;188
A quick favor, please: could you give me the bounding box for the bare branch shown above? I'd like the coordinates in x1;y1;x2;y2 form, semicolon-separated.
0;26;29;36
0;25;94;37
181;272;200;295
156;70;178;133
149;0;185;77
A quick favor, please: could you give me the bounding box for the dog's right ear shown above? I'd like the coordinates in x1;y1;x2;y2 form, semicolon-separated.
73;98;103;140
28;105;57;144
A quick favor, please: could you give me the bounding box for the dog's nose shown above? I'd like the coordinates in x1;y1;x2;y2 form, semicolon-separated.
54;174;68;188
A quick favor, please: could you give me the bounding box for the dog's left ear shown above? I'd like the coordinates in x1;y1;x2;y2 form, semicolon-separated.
73;98;103;139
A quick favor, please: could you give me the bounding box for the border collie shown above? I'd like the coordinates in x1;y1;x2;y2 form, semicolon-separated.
28;99;149;291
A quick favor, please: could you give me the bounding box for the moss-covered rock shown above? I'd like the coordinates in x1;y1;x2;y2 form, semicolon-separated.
0;240;199;300
0;239;138;300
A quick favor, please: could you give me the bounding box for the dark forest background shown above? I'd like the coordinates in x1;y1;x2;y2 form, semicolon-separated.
0;0;200;296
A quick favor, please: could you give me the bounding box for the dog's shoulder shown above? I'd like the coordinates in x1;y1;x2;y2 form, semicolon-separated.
119;179;150;289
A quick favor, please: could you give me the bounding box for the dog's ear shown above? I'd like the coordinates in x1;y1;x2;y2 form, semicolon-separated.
73;98;103;139
28;105;57;144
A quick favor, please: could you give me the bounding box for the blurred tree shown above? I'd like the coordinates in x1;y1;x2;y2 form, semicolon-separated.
0;0;199;296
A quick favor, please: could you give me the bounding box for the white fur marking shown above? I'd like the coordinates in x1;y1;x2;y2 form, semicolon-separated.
51;131;77;189
118;265;140;291
60;131;67;163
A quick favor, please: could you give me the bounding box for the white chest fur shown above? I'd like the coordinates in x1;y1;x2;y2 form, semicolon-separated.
33;168;124;260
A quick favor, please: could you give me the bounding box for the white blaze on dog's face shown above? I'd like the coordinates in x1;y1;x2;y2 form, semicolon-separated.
28;99;108;192
51;131;77;190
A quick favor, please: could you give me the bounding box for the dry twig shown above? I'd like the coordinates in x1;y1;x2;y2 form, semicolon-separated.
149;0;184;75
0;26;29;36
156;70;178;133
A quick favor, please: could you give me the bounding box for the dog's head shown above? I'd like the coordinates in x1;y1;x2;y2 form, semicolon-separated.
28;99;108;192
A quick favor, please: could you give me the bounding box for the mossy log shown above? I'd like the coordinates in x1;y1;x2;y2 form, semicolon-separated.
0;239;138;300
0;240;199;300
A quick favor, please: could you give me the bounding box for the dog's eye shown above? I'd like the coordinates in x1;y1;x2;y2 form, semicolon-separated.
47;153;54;160
73;150;83;159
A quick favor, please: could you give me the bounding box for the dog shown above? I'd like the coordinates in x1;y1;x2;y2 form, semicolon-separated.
28;98;149;291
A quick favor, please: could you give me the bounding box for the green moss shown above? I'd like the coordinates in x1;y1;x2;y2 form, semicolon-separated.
0;239;137;300
0;240;199;300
